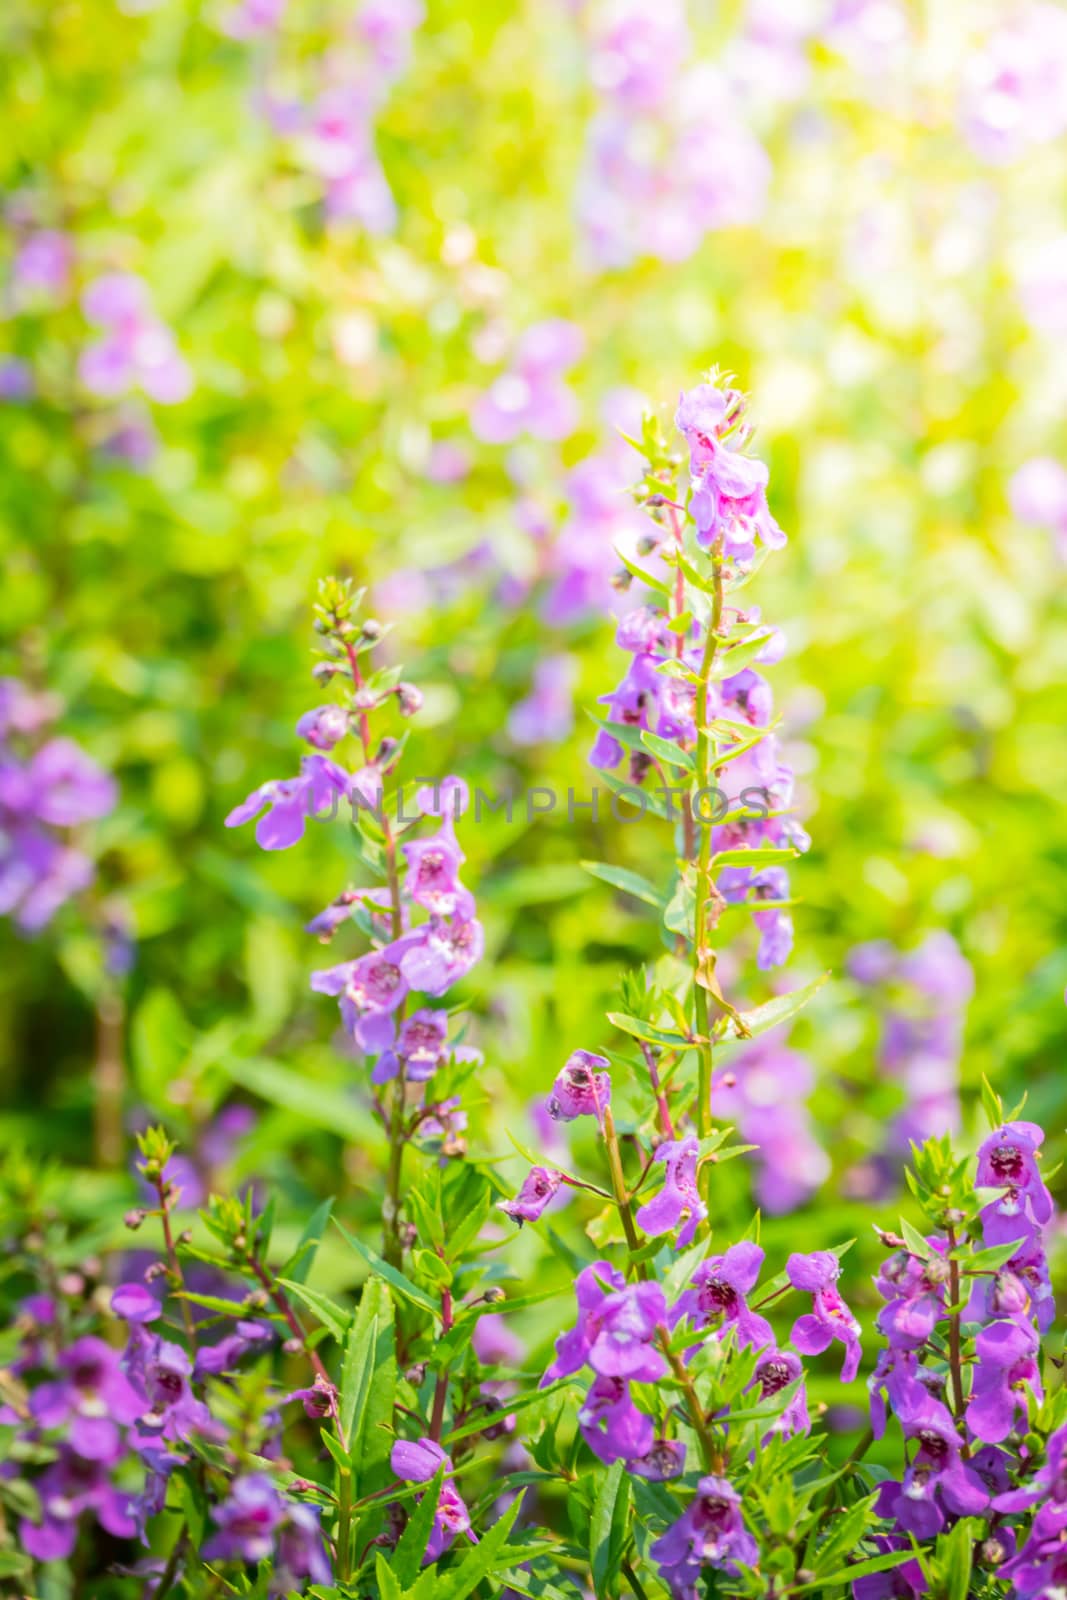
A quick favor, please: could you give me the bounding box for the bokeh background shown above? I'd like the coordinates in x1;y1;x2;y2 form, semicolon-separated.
3;0;1067;1480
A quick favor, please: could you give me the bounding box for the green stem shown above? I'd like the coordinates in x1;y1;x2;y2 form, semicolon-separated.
337;1465;354;1583
693;547;724;1138
602;1107;645;1272
658;1330;722;1473
946;1224;967;1432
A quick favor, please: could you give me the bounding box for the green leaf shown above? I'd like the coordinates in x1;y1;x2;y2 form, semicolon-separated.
614;547;670;595
796;1550;922;1592
590;1459;630;1598
966;1238;1026;1274
375;1551;405;1600
899;1219;932;1260
599;769;677;821
277;1278;350;1342
352;1282;396;1497
391;1466;445;1586
709;630;776;679
333;1219;439;1315
606;1011;691;1049
442;1380;575;1447
280;1197;335;1286
131;988;193;1109
726;972;830;1039
221;1056;372;1143
712;846;797;868
431;1495;524;1600
640;729;694;771
582;860;667;909
339;1283;381;1454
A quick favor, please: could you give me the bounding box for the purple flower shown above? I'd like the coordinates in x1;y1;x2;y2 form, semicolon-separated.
402;829;468;917
274;1501;332;1590
635;1137;707;1247
312;939;414;1052
399;914;484;997
675;1242;773;1350
499;1165;563;1224
787;1251;862;1382
995;1419;1067;1514
128;1339;212;1442
194;1320;274;1378
578;1374;654;1464
389;1438;473;1563
851;1536;925;1600
508;654;577;746
751;1348;810;1439
966;1319;1042;1444
977;1121;1054;1248
226;754;353;850
79;273;193;405
650;1475;758;1594
296;704;349;750
631;1438;686;1480
13;229;73;300
875;1242;948;1351
202;1473;284;1562
544;1260;624;1381
29;1336;144;1460
286;1374;339;1421
0;356;33;401
546;1049;611;1122
586;1282;668;1382
874;1395;989;1538
19;1446;137;1561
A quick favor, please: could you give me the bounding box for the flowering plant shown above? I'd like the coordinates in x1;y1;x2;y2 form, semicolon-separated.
1;378;1064;1600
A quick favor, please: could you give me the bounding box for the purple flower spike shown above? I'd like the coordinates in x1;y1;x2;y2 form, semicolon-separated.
675;1242;773;1350
499;1166;563;1224
635;1137;707;1247
547;1049;611;1122
787;1251;862;1382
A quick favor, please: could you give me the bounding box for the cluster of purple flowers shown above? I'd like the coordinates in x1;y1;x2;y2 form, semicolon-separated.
257;1;424;233
590;380;803;969
390;1438;474;1562
470;319;583;446
960;4;1067;165
7;1273;326;1588
0;678;116;932
79;273;193;406
867;1120;1056;1587
575;0;770;269
713;1029;829;1213
849;930;974;1157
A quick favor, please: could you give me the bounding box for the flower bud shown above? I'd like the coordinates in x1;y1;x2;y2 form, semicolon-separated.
361;619;382;642
283;1337;304;1356
404;1362;427;1385
144;1262;168;1283
124;1208;147;1230
610;567;633;591
396;682;423;716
